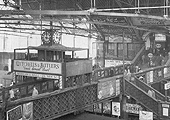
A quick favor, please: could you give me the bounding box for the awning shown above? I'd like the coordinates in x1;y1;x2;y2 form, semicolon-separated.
28;44;88;52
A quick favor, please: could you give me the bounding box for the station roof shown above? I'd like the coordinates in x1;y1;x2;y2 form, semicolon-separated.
0;0;169;41
28;44;88;51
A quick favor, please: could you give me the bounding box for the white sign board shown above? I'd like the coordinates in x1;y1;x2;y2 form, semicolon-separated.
165;82;170;90
155;34;166;42
163;108;169;116
16;72;60;79
112;102;120;116
14;60;62;74
131;17;164;26
105;60;131;67
139;111;153;120
125;103;142;114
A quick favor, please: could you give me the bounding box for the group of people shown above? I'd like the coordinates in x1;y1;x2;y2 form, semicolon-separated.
142;47;170;68
8;83;39;101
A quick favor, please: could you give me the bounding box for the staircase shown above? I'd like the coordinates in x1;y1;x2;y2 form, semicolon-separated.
125;76;170;117
125;79;160;116
133;76;170;101
131;46;145;65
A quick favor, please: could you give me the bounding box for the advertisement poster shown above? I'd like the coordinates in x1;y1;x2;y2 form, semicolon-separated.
7;102;33;120
139;111;153;120
105;60;131;67
150;71;153;83
164;67;170;78
94;103;102;113
146;71;153;83
85;105;93;112
125;103;143;114
16;72;59;79
7;105;22;120
13;60;62;74
116;79;120;96
98;78;116;100
163;108;169;116
146;72;150;84
22;102;33;120
103;101;111;114
162;103;169;117
112;102;120;116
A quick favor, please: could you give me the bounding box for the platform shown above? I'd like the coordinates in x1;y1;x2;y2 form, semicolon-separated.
55;112;124;120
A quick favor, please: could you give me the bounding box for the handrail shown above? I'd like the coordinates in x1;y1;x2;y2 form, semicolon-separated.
134;76;169;101
131;46;145;65
7;82;97;107
125;79;159;116
93;64;131;81
165;56;170;66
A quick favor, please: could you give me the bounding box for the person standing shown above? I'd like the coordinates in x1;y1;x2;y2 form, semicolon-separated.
9;88;15;100
32;86;38;97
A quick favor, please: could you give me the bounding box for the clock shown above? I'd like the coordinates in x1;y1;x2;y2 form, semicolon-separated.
41;31;51;44
53;30;61;44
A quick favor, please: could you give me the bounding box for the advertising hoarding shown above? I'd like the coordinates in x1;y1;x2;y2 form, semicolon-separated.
7;105;22;120
13;60;62;74
94;103;102;113
22;102;33;120
155;34;166;42
112;102;120;116
7;102;33;120
139;111;153;120
125;103;142;114
103;101;111;114
98;77;116;100
105;60;131;67
16;72;60;79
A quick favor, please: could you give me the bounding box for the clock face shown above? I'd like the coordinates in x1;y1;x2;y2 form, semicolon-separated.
53;31;61;44
41;30;61;45
41;31;51;43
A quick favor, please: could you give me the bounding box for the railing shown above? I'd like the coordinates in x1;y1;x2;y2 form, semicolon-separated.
92;45;146;82
2;53;170;120
131;46;145;65
132;76;169;102
125;79;160;116
135;65;170;84
6;83;97;120
92;64;132;81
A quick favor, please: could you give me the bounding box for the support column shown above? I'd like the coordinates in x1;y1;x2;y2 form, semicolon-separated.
50;21;53;46
120;31;127;119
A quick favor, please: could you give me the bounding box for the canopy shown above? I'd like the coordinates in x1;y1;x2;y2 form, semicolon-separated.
28;44;88;52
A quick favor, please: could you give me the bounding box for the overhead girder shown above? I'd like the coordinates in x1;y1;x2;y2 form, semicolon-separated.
0;10;170;21
1;0;170;38
0;16;169;37
0;0;169;40
115;0;141;41
75;3;105;40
